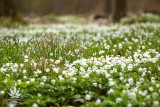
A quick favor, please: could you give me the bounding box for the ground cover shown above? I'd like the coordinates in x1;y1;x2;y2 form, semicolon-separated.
0;20;160;107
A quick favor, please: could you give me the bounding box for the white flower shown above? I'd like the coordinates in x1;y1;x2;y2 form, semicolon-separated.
17;79;22;84
26;81;30;84
128;78;134;84
52;68;59;73
105;73;110;78
30;78;35;82
23;76;27;79
92;82;98;87
128;64;133;71
152;92;159;99
50;53;53;56
153;101;159;107
120;76;124;81
75;49;79;53
45;68;50;73
58;75;64;81
40;82;44;86
8;87;21;99
105;45;110;49
129;46;132;50
109;81;115;86
107;88;114;94
156;84;160;88
149;87;154;92
72;78;77;82
37;69;42;74
38;93;42;97
55;60;60;64
99;50;105;54
24;59;29;62
98;84;102;89
24;55;28;59
32;103;38;107
51;79;56;84
128;92;136;100
118;43;122;49
82;73;89;78
116;97;122;103
142;46;145;49
42;76;47;82
108;78;115;86
0;90;5;95
6;74;10;77
158;66;160;71
22;70;27;73
9;103;16;107
85;94;91;100
127;103;132;107
20;63;24;68
96;99;101;104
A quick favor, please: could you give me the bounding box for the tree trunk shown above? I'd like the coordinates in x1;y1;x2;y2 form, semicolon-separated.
0;0;4;16
0;0;17;17
105;0;112;14
112;0;127;22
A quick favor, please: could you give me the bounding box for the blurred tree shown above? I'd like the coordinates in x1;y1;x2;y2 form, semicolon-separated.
112;0;127;22
0;0;19;20
105;0;112;14
0;0;4;16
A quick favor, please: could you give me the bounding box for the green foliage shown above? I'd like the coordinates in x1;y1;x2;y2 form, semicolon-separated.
121;13;160;24
0;21;160;106
0;17;27;28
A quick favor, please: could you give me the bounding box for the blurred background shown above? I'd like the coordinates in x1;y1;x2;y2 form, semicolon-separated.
0;0;160;24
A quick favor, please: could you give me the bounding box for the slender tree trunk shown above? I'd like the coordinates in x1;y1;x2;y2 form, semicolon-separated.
0;0;4;16
105;0;112;14
112;0;127;22
0;0;17;17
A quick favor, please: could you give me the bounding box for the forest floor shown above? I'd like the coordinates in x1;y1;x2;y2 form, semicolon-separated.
0;13;160;107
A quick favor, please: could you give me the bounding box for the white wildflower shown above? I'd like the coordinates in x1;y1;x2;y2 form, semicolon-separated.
153;101;159;107
22;70;27;73
26;81;30;84
149;87;154;92
128;78;134;85
0;90;5;95
51;79;56;84
9;103;16;107
58;75;64;81
50;53;53;56
40;82;44;86
42;76;47;82
92;82;98;87
55;60;60;64
53;68;59;73
116;97;122;103
45;68;50;73
127;103;132;107
30;78;35;82
24;55;28;59
107;88;114;94
37;69;42;74
96;99;101;104
24;59;29;62
32;103;38;107
17;79;22;84
128;64;133;71
85;94;91;100
118;43;122;49
99;50;105;54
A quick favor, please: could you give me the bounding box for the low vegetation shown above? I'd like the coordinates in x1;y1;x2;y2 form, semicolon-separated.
0;14;160;107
